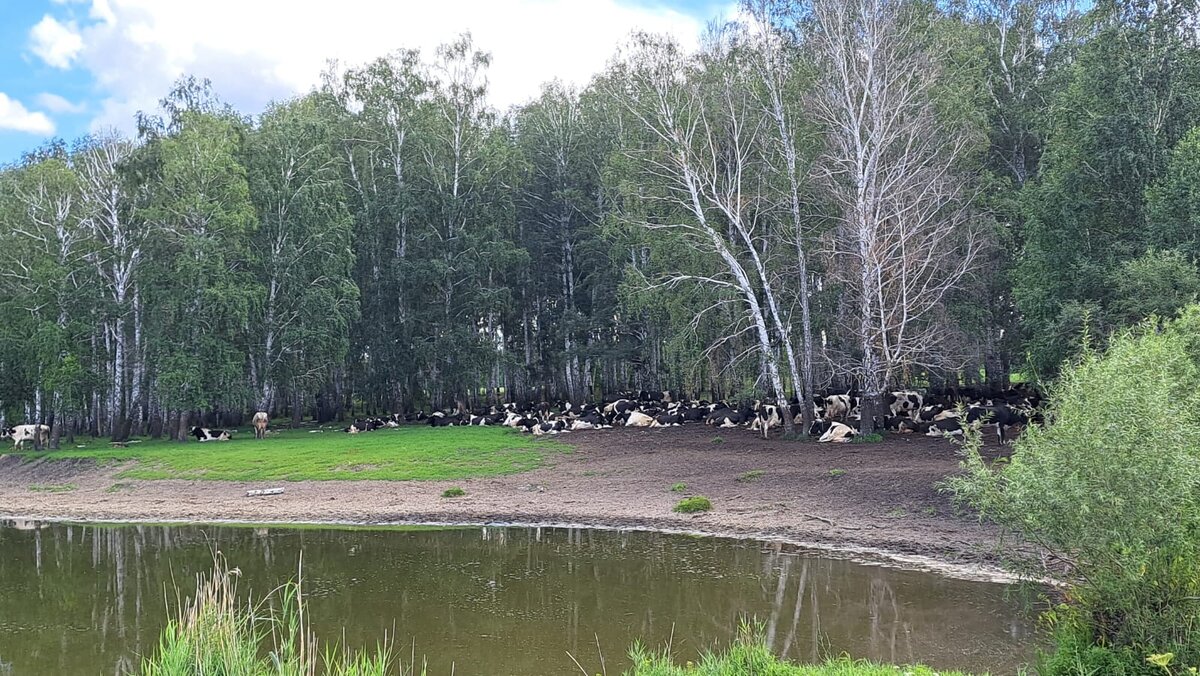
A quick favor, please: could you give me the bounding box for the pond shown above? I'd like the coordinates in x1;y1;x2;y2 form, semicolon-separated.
0;520;1036;675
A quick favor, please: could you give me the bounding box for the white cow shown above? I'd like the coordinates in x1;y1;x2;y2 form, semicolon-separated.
252;411;269;439
5;424;50;450
817;422;856;443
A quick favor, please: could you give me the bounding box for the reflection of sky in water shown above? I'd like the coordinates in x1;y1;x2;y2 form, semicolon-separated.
0;521;1038;675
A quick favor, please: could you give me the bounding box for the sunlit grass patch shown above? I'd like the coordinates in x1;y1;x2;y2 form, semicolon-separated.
16;426;567;482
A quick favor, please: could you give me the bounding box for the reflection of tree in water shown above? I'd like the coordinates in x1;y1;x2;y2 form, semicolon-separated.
0;522;1034;675
868;576;913;665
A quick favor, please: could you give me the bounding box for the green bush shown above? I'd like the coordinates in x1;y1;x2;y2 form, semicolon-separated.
670;482;688;493
673;496;713;513
947;306;1200;674
441;486;466;498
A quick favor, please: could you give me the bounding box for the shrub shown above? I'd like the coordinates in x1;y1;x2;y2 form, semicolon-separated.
828;468;847;478
669;482;687;493
441;486;466;498
673;496;712;513
947;306;1200;673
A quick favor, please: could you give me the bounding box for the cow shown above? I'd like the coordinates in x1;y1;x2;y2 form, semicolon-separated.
924;418;963;437
705;406;747;428
192;427;232;442
427;411;459;427
532;420;567;436
252;411;269;440
749;404;782;435
651;412;684;427
624;411;655;427
4;424;50;450
817;421;856;443
823;394;852;420
888;391;923;418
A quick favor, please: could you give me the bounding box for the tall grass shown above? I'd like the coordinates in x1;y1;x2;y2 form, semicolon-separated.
140;555;419;676
143;562;982;676
625;622;979;675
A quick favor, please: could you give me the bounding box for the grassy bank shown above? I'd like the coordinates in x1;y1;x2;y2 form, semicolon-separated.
11;425;566;482
627;636;979;675
140;560;985;676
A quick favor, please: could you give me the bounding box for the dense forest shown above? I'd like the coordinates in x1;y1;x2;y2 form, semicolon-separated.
0;0;1197;442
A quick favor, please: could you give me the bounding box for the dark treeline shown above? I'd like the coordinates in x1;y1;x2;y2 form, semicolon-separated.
1;0;1197;443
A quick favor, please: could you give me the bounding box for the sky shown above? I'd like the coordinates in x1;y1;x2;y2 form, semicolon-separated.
0;0;734;164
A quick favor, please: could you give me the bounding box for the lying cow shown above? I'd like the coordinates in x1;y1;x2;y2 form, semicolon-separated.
5;424;50;450
192;426;232;442
252;411;269;439
817;421;856;443
624;411;655;427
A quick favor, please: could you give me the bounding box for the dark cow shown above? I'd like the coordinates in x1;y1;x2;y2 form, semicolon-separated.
427;411;460;427
192;426;232;442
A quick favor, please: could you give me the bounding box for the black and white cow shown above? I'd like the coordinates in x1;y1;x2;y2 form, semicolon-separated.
823;394;852;420
192;426;232;442
4;424;50;450
817;421;856;443
888;391;923;418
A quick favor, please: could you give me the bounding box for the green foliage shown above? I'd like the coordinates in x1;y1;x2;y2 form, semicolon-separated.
948;306;1200;671
852;433;883;444
1111;250;1200;325
1015;3;1200;376
441;486;466;498
672;496;712;514
670;482;687;493
18;427;566;482
1147;124;1200;263
828;469;847;478
735;470;765;483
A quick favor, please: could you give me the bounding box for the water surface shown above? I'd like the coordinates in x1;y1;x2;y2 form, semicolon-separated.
0;521;1036;674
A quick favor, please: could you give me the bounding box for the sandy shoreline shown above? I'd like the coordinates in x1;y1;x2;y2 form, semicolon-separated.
0;426;1020;581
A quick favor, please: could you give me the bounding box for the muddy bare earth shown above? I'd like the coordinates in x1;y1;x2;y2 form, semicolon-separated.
0;427;1017;575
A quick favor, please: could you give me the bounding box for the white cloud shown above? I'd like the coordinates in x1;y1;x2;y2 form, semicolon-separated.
65;0;708;133
0;93;56;135
35;92;87;115
29;14;84;69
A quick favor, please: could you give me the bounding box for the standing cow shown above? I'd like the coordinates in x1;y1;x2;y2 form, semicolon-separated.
252;411;269;440
4;424;50;450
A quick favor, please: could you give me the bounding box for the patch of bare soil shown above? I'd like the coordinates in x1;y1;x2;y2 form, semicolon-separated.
0;427;1016;571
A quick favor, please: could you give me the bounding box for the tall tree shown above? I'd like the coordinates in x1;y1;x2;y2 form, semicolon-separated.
809;0;985;431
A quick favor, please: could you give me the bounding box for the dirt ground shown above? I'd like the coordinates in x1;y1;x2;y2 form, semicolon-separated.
0;426;1018;578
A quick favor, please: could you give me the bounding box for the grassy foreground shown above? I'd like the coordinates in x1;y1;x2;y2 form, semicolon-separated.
14;425;566;482
140;560;983;676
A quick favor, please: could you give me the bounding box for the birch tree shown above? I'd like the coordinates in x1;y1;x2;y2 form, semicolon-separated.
247;94;358;421
743;0;820;429
613;34;796;436
76;132;141;440
809;0;985;431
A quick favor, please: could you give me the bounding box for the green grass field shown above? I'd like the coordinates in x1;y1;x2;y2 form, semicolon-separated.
14;425;567;482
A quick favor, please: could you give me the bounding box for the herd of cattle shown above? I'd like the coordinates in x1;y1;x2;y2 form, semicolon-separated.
343;384;1043;444
1;385;1041;449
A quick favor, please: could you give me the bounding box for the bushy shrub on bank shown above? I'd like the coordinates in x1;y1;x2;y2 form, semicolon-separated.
948;305;1200;674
